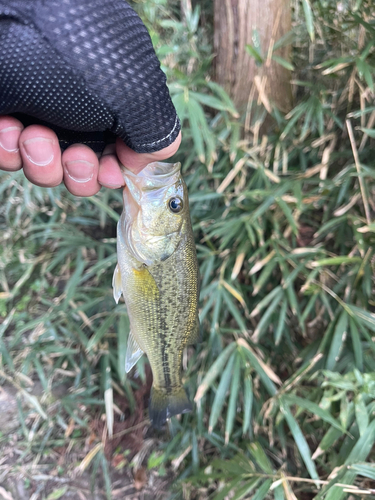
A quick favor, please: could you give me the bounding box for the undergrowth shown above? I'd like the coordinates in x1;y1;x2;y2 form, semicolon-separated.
0;0;375;498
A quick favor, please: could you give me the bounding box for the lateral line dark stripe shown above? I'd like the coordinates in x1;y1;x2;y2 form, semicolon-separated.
159;311;172;392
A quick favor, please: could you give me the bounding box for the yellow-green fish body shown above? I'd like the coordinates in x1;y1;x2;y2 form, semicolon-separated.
113;162;199;427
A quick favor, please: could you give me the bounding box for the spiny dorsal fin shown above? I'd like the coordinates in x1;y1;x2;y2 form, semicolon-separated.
125;330;144;373
112;263;122;304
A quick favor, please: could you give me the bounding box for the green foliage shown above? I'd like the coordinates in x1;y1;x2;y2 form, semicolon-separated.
1;0;375;498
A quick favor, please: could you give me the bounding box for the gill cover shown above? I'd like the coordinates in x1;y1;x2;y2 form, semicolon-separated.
120;162;187;266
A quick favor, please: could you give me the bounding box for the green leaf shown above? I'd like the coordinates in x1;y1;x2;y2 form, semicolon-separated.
248;442;273;473
250;286;282;318
271;55;294;70
225;356;241;443
212;477;243;500
187;96;208;163
345;418;375;464
86;314;116;351
326;311;348;370
283;394;345;432
250;479;273;500
354;393;368;436
232;478;261;500
359;127;375;138
301;0;315;41
280;400;319;481
46;487;68;500
222;288;248;334
349;317;363;370
246;44;264;64
88;195;120;222
312;256;362;267
191;91;238;117
324;420;375;500
243;375;253;435
209;351;236;433
63;257;85;310
349;462;375;480
240;343;278;396
195;343;237;402
252;292;282;341
275;299;287;345
21;389;48;420
276;197;298;234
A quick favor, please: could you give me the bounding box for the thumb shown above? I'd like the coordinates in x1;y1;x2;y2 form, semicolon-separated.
115;131;182;174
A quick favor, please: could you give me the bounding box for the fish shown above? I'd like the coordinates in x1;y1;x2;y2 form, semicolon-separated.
112;161;200;428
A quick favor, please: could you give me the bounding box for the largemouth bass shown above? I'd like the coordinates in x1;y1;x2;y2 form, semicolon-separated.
113;161;200;428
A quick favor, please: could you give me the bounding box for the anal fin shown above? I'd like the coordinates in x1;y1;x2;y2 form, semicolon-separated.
112;263;122;304
125;330;144;373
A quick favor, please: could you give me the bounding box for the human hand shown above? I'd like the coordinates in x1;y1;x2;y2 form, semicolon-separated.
0;0;181;196
0;117;181;196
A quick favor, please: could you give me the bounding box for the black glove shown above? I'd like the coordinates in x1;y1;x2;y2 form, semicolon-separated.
0;0;180;153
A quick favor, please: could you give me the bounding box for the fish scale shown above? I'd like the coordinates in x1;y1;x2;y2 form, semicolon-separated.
113;161;200;428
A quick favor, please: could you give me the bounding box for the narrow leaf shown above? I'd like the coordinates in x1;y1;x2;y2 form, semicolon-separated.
195;343;237;402
280;400;319;481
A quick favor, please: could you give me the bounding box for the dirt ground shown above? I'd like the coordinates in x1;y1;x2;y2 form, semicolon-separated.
0;383;174;500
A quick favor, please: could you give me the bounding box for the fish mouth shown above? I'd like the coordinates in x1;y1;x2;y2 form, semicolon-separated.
121;162;181;189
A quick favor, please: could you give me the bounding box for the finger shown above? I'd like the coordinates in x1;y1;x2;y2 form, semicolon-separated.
116;130;182;174
0;116;24;171
98;152;124;189
19;125;63;187
62;144;100;196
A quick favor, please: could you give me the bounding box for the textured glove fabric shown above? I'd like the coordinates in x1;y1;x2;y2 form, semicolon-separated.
0;0;180;153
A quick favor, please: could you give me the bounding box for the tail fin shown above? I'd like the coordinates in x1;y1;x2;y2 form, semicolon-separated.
149;386;192;429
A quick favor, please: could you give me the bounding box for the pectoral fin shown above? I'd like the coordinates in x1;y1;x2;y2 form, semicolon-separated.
112;263;122;304
125;330;144;373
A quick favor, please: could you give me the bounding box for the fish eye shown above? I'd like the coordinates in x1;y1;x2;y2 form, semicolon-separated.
168;197;183;213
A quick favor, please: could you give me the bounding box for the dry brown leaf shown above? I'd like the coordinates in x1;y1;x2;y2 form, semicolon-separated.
133;467;148;490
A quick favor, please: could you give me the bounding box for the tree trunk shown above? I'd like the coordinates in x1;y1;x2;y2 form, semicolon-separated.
214;0;292;114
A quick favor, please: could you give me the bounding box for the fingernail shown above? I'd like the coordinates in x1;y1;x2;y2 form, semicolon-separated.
0;126;22;152
65;160;94;183
100;183;123;189
23;138;54;166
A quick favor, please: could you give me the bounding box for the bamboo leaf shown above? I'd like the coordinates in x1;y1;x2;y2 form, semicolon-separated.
209;352;236;433
349;462;375;480
302;0;315;41
326;311;348;370
354;393;368;437
252;293;282;341
251;479;273;500
238;338;280;394
195;343;237;402
243;375;253;435
283;394;345;432
225;356;241;443
248;442;273;473
349;317;363;370
280;400;319;481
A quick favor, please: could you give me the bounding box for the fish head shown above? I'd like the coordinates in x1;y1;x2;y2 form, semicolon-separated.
120;162;188;266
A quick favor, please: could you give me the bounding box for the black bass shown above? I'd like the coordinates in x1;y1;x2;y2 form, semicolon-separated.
113;161;200;428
